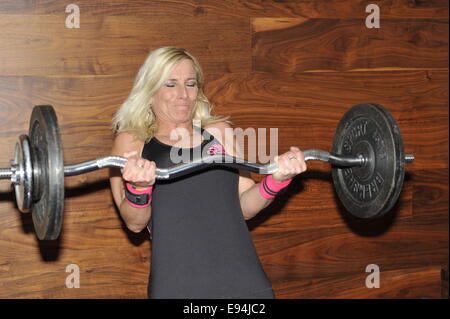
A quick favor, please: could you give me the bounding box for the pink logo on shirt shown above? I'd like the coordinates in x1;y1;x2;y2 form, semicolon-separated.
207;143;226;155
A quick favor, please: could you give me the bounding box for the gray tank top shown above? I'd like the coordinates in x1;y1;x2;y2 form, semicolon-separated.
141;126;274;299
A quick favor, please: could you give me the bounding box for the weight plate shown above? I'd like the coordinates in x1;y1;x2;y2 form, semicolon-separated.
14;135;33;213
29;105;64;240
332;103;405;218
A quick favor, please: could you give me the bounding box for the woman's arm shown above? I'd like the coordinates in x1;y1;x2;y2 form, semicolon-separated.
110;132;155;233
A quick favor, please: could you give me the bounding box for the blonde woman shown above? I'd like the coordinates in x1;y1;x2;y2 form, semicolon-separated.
110;47;306;299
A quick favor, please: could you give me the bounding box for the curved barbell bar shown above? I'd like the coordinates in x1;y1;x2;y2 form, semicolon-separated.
62;150;414;180
2;150;415;182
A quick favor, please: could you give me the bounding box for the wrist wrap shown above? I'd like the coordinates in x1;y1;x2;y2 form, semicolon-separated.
125;182;153;208
259;175;292;199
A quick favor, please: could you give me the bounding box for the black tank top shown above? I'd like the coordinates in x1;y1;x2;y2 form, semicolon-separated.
141;126;274;299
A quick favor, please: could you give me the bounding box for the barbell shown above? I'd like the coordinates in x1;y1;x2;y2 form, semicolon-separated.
0;103;414;240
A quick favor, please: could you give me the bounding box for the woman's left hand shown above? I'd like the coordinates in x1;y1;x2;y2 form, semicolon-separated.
272;146;307;182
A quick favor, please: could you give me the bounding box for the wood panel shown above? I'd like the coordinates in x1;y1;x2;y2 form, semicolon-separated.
274;266;442;298
206;71;448;122
205;71;449;170
0;206;150;298
252;213;448;276
1;0;448;19
413;169;449;219
0;15;250;76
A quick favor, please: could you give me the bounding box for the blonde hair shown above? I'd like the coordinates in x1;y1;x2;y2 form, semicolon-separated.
112;46;231;141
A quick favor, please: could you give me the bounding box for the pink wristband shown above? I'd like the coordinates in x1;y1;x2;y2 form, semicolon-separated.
259;175;292;199
125;182;153;208
126;183;153;195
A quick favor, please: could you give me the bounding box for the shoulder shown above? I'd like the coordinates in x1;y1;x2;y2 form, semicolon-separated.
111;132;145;156
113;131;144;147
204;120;232;131
204;121;234;143
204;121;233;140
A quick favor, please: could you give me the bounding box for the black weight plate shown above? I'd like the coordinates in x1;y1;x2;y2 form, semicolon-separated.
332;103;405;218
29;105;64;240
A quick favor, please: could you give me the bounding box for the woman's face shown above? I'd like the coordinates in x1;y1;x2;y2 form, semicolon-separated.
152;59;199;127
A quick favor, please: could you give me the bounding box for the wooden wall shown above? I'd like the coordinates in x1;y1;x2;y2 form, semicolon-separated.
0;0;447;298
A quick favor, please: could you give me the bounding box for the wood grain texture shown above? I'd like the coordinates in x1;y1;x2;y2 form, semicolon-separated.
253;18;448;72
442;264;449;298
1;0;448;19
0;0;448;299
252;216;448;275
250;178;446;298
413;169;449;219
0;14;251;76
0;207;150;298
205;71;448;169
273;266;442;298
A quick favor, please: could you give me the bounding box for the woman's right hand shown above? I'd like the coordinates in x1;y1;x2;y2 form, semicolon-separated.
121;151;156;188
